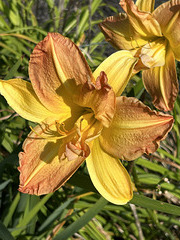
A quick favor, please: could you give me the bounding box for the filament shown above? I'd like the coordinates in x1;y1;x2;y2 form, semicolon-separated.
79;117;96;134
29;121;77;141
134;38;140;49
55;121;67;135
29;126;67;140
79;118;84;132
130;36;134;49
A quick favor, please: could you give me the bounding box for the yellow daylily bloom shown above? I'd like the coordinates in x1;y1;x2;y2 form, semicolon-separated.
0;33;174;205
99;0;180;111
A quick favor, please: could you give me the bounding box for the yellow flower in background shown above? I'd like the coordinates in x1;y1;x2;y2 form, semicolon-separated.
99;0;180;111
0;33;173;204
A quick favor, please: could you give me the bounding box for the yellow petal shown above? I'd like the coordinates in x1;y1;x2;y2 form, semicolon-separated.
136;0;155;12
142;45;179;111
29;33;94;112
86;138;133;205
120;0;162;38
74;72;116;128
139;38;166;68
93;51;138;96
100;96;173;161
18;123;89;195
153;0;180;60
0;79;57;123
99;13;148;50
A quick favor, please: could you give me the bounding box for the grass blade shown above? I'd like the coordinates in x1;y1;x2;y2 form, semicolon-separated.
4;57;23;80
0;221;15;240
12;193;53;237
53;197;108;240
3;192;20;227
130;194;180;215
38;197;75;232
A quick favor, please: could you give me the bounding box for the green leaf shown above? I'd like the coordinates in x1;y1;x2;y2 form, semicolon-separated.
0;33;37;44
135;157;179;181
3;193;20;227
0;179;12;191
157;148;180;164
4;57;23;80
0;221;15;240
12;193;53;237
38;197;75;232
24;195;40;234
78;0;102;36
130;194;180;215
53;197;108;240
1;27;47;35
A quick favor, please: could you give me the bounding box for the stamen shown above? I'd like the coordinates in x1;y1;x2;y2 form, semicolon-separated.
80;117;96;134
55;121;77;137
148;41;152;48
79;118;84;132
61;122;69;133
130;36;140;49
29;126;67;140
134;39;140;49
30;126;44;138
55;121;67;135
130;36;134;49
29;119;86;141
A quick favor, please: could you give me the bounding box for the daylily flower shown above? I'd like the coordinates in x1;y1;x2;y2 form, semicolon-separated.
99;0;180;111
0;33;173;205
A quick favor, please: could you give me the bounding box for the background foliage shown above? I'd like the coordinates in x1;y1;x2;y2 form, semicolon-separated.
0;0;180;239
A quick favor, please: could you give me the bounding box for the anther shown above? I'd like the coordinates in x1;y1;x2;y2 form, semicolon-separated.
79;118;84;132
55;121;67;135
56;120;77;137
61;123;69;133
